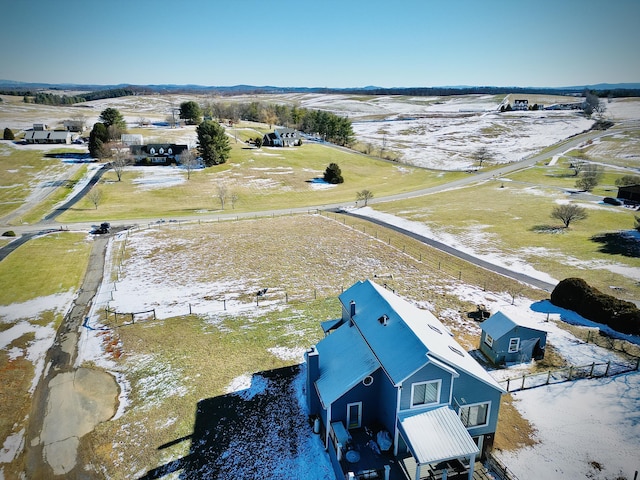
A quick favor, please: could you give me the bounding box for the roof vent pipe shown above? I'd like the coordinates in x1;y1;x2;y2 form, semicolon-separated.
350;300;356;318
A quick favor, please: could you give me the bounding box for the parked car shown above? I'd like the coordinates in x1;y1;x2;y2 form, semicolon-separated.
603;197;622;206
93;222;110;234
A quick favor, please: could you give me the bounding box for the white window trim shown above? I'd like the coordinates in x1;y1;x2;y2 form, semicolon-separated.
347;401;362;429
410;379;441;408
508;337;521;353
459;401;491;429
484;334;493;347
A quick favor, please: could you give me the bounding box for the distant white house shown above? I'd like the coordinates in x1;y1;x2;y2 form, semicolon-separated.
512;99;529;111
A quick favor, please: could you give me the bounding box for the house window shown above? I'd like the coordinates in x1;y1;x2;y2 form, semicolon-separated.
460;402;490;428
508;338;520;353
484;334;493;347
411;380;440;408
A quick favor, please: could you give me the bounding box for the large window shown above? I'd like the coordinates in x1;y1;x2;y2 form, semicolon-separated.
508;337;520;353
460;402;490;428
411;380;441;408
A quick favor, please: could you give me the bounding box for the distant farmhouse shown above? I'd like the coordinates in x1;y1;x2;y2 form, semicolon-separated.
512;99;529;111
24;123;74;144
306;280;504;480
130;144;188;165
63;119;86;132
262;128;301;147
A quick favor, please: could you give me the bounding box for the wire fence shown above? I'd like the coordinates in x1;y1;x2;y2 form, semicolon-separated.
499;358;640;393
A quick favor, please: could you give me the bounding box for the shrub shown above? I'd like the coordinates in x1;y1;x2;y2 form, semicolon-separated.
3;127;14;140
323;163;344;184
550;278;640;335
2;230;16;237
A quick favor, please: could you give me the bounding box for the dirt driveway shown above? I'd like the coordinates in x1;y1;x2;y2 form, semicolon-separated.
24;234;120;478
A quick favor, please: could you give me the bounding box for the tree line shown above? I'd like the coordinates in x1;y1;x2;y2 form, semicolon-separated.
193;101;354;146
22;88;139;105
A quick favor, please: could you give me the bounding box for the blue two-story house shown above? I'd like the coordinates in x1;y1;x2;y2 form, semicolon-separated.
305;280;504;480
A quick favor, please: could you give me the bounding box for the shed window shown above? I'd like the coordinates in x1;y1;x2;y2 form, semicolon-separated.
484;334;493;347
508;337;520;353
460;402;490;428
411;380;440;408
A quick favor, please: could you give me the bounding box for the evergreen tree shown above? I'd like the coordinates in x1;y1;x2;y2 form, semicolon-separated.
179;101;203;125
99;108;127;134
196;120;231;166
3;127;14;140
323;163;344;184
89;122;110;158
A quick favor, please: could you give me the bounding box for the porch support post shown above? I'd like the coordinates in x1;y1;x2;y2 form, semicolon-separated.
467;453;476;480
414;462;421;480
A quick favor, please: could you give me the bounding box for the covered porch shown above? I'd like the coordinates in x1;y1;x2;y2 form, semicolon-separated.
397;407;479;480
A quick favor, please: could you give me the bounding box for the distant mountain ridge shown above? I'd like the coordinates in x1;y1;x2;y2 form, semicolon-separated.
1;80;639;96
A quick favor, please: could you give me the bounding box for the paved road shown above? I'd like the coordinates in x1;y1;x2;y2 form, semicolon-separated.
337;209;557;292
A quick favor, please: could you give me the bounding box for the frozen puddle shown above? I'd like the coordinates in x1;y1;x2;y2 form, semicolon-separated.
39;368;119;475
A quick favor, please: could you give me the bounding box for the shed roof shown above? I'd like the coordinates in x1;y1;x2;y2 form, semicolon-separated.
341;280;502;391
398;407;479;465
480;311;547;340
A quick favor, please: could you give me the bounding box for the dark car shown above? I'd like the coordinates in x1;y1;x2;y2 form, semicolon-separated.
93;222;110;234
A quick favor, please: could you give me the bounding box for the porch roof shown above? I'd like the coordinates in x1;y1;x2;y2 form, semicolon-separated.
398;406;479;465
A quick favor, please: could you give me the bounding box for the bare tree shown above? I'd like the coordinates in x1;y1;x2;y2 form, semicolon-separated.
570;159;586;177
109;143;131;181
356;189;374;207
473;146;493;168
216;183;228;210
506;284;526;305
177;150;199;180
551;204;588;228
229;190;239;209
87;188;103;210
575;164;603;192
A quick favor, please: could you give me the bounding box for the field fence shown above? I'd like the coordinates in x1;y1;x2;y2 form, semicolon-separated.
500;358;640;393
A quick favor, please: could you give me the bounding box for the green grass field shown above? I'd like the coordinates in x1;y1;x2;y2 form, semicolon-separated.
57;142;462;222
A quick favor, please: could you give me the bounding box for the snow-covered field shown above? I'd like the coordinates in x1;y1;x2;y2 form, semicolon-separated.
80;217;640;478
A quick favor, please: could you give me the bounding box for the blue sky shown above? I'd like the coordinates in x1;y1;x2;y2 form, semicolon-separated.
2;0;638;88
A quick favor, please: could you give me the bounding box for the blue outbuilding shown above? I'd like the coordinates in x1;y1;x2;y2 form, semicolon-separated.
479;311;547;365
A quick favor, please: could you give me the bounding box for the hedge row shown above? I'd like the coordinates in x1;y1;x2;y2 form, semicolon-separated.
550;278;640;335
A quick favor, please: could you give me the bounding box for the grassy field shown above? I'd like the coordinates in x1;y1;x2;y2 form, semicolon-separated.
1;93;639;477
56;142;462;223
0;232;92;475
0;144;86;221
372;163;640;301
72;214;547;478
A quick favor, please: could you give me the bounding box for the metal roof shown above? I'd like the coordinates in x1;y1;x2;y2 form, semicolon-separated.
341;280;502;391
398;407;479;465
481;311;547;340
314;321;379;407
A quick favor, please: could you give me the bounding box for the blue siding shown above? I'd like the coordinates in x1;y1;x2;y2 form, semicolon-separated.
482;325;547;365
399;362;454;411
452;374;502;437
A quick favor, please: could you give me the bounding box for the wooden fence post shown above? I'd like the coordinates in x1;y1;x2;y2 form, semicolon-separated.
546;370;552;385
589;362;595;377
521;374;526;390
506;378;510;391
605;361;611;376
568;366;573;380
